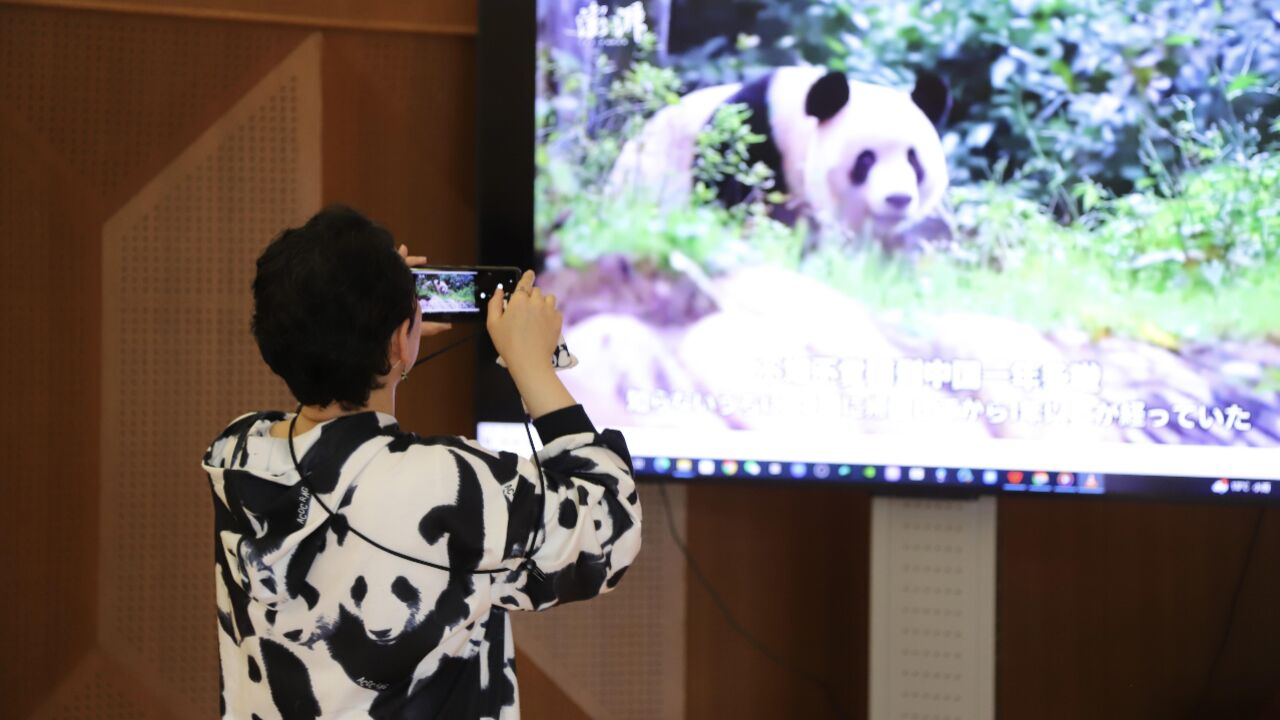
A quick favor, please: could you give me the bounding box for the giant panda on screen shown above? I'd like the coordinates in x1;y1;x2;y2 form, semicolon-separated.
608;66;952;246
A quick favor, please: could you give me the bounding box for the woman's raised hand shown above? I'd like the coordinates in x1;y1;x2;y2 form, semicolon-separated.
486;270;562;373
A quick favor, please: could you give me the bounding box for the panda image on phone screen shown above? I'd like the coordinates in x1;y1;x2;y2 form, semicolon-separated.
608;66;951;250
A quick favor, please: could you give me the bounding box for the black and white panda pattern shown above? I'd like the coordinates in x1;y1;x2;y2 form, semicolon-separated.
608;66;952;245
203;405;640;719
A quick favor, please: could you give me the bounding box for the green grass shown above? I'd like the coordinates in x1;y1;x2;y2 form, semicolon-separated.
803;242;1280;344
544;191;806;273
540;153;1280;344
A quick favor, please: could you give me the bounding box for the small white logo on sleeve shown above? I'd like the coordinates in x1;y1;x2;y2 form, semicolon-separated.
296;485;311;524
356;677;390;692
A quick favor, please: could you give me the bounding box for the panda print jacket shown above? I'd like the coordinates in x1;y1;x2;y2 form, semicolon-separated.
202;405;641;719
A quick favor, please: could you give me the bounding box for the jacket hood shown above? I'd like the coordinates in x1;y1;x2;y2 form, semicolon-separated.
202;410;395;605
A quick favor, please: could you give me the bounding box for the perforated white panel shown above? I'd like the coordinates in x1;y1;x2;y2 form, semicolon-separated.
99;35;320;716
0;5;306;205
513;483;687;719
869;497;996;720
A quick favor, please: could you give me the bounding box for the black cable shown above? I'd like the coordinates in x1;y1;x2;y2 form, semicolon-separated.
413;329;485;368
523;418;549;580
656;481;852;720
288;407;504;575
284;329;548;579
416;327;548;578
1192;506;1267;719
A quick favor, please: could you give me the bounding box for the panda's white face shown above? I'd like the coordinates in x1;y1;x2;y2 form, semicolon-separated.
806;81;949;236
349;569;428;644
606;66;950;243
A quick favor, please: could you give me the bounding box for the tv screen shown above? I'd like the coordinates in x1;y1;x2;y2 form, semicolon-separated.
476;0;1280;503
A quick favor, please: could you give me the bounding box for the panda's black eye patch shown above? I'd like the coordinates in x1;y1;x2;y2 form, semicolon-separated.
908;147;925;184
351;576;367;605
392;576;420;605
851;150;877;185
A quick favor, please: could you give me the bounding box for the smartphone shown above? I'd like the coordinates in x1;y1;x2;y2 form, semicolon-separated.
410;265;522;322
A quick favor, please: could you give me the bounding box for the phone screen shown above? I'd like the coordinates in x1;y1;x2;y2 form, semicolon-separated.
413;269;481;316
410;266;521;322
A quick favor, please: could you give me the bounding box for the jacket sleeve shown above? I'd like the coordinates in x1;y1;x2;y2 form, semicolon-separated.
479;405;642;611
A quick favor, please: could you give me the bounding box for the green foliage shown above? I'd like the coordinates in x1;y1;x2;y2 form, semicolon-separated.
691;103;782;212
607;60;683;116
551;192;804;274
743;0;1280;210
534;2;1280;341
416;274;473;304
946;146;1280;282
804;233;1280;343
438;287;472;304
537;44;688;237
1107;159;1280;291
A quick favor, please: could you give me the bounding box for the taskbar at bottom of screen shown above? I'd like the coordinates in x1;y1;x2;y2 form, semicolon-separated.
632;457;1279;503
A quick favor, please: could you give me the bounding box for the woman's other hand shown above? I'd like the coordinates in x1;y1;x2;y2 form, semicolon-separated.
486;270;574;418
398;244;452;337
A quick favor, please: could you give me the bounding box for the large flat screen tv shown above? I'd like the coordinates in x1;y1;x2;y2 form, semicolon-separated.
475;0;1280;504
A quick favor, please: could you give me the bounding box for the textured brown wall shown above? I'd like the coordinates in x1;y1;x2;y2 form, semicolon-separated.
681;487;1279;720
2;2;1279;719
0;3;582;718
5;0;476;33
0;110;104;720
0;6;308;716
320;28;480;438
685;484;871;719
998;498;1279;720
691;484;1280;712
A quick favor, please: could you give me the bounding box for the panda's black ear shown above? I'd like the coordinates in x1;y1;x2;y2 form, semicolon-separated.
911;70;952;127
805;71;850;123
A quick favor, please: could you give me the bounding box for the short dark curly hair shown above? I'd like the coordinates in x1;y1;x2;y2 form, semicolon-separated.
252;205;415;411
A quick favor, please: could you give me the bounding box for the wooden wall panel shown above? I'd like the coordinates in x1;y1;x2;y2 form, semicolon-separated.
0;113;104;720
0;4;308;209
5;0;477;34
513;648;593;720
0;6;308;717
321;30;480;438
685;483;870;720
1194;508;1280;719
5;3;1280;720
32;650;169;720
685;490;1280;720
97;34;319;716
998;498;1280;720
514;483;688;719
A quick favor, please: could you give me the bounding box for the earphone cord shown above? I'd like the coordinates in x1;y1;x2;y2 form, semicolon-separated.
285;333;547;579
413;330;485;368
411;329;548;574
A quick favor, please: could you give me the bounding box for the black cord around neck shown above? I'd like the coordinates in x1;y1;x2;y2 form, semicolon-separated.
286;409;493;574
413;330;485;368
284;331;547;578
